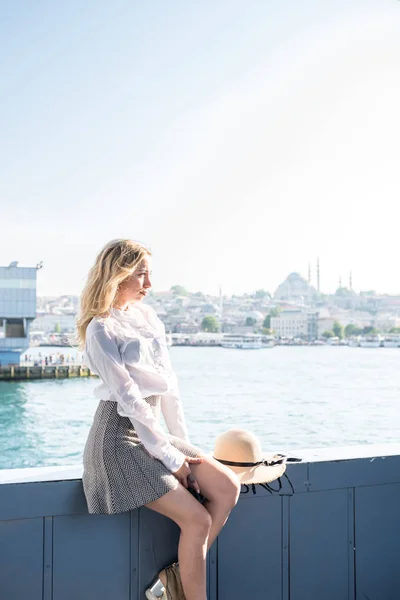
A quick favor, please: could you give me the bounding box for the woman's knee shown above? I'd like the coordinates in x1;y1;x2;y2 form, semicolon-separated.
226;474;241;508
181;504;212;536
215;472;241;509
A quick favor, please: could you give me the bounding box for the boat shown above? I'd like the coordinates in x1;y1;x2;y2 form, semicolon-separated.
261;335;275;348
221;334;263;349
382;335;400;348
359;335;382;348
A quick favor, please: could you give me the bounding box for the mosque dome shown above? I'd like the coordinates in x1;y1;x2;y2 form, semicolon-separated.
274;272;317;301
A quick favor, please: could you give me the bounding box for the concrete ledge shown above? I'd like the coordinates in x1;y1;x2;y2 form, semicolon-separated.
1;442;400;484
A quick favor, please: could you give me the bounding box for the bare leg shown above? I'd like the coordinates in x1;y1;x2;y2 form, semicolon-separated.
190;455;241;548
146;485;212;600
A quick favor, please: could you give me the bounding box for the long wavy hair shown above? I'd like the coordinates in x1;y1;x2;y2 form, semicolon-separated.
75;239;151;350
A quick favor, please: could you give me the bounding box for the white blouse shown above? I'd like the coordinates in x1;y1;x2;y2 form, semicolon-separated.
84;303;189;473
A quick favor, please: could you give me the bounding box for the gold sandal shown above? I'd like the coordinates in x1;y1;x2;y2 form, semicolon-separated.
145;562;185;600
145;576;166;599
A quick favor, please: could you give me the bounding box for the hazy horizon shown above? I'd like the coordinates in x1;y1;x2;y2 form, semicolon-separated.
32;273;400;300
1;1;399;297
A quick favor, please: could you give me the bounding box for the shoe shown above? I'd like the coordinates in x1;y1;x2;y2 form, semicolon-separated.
145;562;184;600
145;576;166;599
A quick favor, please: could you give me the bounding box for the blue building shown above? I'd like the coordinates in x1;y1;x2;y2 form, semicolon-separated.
0;262;38;366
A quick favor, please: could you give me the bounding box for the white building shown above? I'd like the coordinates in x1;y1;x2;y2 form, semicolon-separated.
317;318;336;337
271;310;308;338
0;263;38;365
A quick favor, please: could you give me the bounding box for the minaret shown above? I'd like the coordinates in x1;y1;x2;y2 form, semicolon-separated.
349;271;353;290
307;263;312;305
339;275;342;289
316;257;320;293
219;285;223;320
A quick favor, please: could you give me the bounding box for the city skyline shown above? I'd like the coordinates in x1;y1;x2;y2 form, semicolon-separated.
30;261;400;299
1;1;400;297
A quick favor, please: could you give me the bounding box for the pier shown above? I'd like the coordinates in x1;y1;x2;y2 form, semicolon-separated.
0;365;95;381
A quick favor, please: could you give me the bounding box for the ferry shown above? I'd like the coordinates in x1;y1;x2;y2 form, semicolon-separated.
382;335;400;348
359;335;382;348
221;334;263;349
261;335;275;348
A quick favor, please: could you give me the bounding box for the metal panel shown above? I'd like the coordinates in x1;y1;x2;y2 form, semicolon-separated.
43;516;54;600
207;543;218;600
290;488;351;600
282;495;290;600
130;511;140;600
0;450;399;600
308;455;400;491
52;512;132;600
0;517;43;600
0;480;87;520
136;506;217;599
217;495;282;600
355;483;400;600
137;506;180;597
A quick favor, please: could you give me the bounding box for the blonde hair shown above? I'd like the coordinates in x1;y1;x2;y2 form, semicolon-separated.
75;239;151;350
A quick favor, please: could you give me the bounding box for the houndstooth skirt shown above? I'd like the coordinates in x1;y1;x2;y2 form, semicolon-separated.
82;395;202;514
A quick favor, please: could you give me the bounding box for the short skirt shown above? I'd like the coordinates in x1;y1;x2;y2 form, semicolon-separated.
82;395;202;514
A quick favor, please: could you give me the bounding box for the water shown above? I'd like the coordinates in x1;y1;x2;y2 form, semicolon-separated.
1;346;400;470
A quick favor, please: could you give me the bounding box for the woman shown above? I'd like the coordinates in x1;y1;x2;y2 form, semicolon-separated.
78;239;240;600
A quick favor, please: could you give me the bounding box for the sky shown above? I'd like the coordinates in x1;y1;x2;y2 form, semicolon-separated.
1;0;400;297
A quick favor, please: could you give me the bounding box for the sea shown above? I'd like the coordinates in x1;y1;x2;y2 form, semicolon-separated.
1;345;400;470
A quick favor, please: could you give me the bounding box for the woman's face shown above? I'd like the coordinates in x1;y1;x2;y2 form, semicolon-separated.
115;255;152;308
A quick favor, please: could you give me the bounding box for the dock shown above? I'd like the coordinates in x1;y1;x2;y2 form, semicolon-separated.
0;365;96;381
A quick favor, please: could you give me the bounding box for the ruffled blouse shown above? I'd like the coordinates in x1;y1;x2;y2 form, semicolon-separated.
84;302;189;473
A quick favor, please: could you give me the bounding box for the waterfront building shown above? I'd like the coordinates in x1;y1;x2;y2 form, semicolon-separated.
272;309;319;341
317;317;337;337
0;263;38;365
271;309;307;339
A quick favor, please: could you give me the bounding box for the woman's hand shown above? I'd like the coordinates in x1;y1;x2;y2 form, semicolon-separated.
173;457;204;494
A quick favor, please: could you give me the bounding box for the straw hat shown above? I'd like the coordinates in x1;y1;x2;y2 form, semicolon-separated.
213;428;286;484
